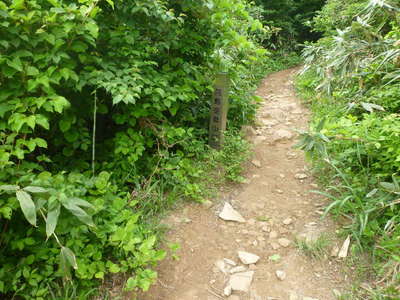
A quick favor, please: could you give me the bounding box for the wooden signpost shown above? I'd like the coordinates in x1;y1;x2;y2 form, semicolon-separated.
209;73;229;149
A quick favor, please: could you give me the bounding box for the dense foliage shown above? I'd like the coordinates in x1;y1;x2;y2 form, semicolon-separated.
254;0;326;48
297;0;400;297
0;0;272;298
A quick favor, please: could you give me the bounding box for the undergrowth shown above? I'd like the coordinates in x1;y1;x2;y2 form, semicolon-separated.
296;0;400;297
0;0;269;298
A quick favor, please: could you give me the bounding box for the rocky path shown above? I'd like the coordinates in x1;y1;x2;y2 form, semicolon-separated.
140;68;347;300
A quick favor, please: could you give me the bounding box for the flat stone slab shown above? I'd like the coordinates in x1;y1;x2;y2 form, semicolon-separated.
228;271;255;292
219;202;245;223
238;251;260;265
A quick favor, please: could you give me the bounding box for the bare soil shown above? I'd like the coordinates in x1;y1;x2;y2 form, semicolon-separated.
139;68;348;300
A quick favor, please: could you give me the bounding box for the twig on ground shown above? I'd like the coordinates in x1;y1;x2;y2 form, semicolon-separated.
158;279;174;290
206;287;224;299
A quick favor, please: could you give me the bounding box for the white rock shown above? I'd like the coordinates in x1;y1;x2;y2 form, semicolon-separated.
224;285;232;296
289;291;299;300
332;289;341;297
269;231;278;239
238;251;260;265
303;297;319;300
227;295;240;300
229;271;255;292
338;235;351;258
272;129;293;142
295;173;308;180
283;217;293;225
278;238;291;248
224;258;237;266
275;270;286;281
230;266;247;274
219;202;246;223
215;260;227;274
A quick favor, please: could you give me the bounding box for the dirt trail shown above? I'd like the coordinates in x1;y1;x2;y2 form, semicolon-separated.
140;68;347;300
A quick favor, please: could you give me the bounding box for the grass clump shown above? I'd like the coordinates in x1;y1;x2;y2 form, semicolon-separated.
295;234;331;260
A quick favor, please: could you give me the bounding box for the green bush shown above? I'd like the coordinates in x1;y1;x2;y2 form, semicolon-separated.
0;0;271;298
254;0;326;48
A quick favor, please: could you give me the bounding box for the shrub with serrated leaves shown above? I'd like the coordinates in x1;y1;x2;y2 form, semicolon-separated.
0;0;271;298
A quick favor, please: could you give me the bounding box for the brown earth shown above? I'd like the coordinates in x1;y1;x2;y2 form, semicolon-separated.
138;68;349;300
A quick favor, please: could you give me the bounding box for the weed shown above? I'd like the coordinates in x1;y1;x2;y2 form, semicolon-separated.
256;216;270;222
295;234;331;259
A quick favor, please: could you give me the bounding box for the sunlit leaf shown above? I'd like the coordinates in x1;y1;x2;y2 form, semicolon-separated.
46;204;60;238
16;190;36;226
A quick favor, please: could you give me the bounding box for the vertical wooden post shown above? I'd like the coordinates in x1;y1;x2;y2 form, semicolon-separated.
209;73;229;149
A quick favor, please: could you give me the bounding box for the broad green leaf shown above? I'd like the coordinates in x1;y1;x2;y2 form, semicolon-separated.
35;114;49;130
9;113;26;132
85;21;99;38
23;186;47;193
108;263;120;273
26;66;39;76
59;119;71;132
7;57;23;71
69;197;94;209
62;201;94;226
105;0;114;9
0;104;13;118
380;182;399;192
71;41;88;53
10;0;25;10
16;190;36;226
60;246;77;270
137;269;157;291
169;104;178;116
36;76;50;89
34;138;47;148
26;115;36;130
46;0;59;7
52;96;70;113
25;139;36;152
125;277;136;291
139;235;156;253
27;79;39;92
46;204;60;238
64;130;79;142
13;147;25;159
0;185;19;191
